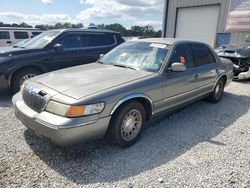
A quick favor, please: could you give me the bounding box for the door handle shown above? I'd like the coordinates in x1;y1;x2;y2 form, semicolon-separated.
6;41;12;44
194;74;199;79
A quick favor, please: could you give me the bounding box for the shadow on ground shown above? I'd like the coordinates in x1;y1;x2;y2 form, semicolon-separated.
0;90;12;108
23;91;250;185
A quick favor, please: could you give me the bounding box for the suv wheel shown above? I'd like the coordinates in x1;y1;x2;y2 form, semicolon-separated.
207;78;225;103
12;68;40;94
108;101;146;148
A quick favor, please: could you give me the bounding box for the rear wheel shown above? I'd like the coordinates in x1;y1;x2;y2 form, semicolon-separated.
12;68;40;94
108;101;146;148
207;78;225;103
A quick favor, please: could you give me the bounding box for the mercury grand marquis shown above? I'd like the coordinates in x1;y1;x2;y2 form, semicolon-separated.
13;38;234;148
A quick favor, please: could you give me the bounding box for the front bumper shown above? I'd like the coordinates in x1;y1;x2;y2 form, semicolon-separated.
235;68;250;80
12;93;111;145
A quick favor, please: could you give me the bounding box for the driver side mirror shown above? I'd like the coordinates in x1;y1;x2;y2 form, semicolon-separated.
53;43;63;52
171;62;186;72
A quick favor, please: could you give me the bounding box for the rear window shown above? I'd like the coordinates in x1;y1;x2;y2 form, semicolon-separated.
0;31;10;39
115;34;125;44
88;34;107;47
14;31;29;39
191;44;214;67
106;35;115;45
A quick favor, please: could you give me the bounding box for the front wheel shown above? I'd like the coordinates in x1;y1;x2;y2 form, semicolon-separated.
108;101;146;148
12;68;40;94
207;78;225;103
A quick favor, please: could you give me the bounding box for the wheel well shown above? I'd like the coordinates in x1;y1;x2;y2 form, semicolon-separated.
220;75;227;84
10;66;44;85
112;97;153;121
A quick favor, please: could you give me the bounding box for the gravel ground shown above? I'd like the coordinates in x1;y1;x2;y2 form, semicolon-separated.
0;81;250;188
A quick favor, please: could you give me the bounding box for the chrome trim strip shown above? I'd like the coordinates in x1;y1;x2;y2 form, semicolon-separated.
110;94;154;115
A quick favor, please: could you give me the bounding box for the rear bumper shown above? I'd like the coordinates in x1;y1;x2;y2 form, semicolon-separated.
12;93;111;145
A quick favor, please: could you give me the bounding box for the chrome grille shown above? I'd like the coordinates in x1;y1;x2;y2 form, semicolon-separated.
22;85;49;113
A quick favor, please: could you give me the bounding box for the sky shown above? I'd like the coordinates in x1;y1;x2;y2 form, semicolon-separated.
0;0;164;29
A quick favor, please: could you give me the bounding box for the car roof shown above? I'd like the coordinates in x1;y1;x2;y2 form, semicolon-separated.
132;38;205;45
55;28;120;34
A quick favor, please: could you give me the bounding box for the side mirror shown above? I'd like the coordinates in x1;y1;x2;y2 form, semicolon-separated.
53;43;63;52
171;62;186;72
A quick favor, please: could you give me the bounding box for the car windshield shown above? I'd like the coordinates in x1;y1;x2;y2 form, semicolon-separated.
18;30;61;49
101;42;170;72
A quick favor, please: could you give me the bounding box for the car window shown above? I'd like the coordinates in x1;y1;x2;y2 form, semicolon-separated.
81;34;89;47
58;34;81;49
205;46;216;64
106;35;115;45
32;32;42;36
115;34;125;44
88;34;107;47
169;44;193;69
191;44;214;67
14;31;29;39
0;31;10;39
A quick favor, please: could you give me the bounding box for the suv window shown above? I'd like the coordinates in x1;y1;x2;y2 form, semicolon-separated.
191;44;215;67
106;34;115;45
169;44;193;69
58;35;82;49
32;32;42;36
115;34;124;44
14;31;29;39
88;34;107;47
0;31;10;39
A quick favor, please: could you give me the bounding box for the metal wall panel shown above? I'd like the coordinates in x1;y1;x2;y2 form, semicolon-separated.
231;32;250;46
165;0;230;38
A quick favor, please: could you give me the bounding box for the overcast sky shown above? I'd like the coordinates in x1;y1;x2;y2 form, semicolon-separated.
0;0;164;29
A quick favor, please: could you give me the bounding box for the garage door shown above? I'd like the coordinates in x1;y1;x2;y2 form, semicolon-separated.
175;5;220;45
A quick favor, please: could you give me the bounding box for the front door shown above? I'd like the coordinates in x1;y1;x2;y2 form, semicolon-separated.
50;33;86;70
160;44;197;112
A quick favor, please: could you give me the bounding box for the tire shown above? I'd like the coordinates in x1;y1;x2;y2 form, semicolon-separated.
207;78;225;103
12;68;40;94
108;101;146;148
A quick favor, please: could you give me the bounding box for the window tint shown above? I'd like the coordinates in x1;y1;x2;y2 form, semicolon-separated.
81;34;88;47
58;35;81;49
191;44;215;67
205;46;216;64
106;34;115;45
0;31;10;39
115;34;124;44
32;32;42;36
14;31;29;39
88;34;107;47
169;44;193;69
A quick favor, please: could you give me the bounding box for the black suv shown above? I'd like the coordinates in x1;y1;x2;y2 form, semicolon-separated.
0;29;124;93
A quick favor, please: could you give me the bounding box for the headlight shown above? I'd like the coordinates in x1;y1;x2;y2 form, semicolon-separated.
45;101;105;117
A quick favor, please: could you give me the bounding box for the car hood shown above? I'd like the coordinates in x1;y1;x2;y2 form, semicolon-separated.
0;46;42;57
32;63;153;99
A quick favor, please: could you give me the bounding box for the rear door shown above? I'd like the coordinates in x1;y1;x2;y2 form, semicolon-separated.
0;31;12;46
190;43;217;90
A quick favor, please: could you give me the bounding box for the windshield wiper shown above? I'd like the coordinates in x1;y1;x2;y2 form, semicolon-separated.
113;64;137;70
97;60;104;64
